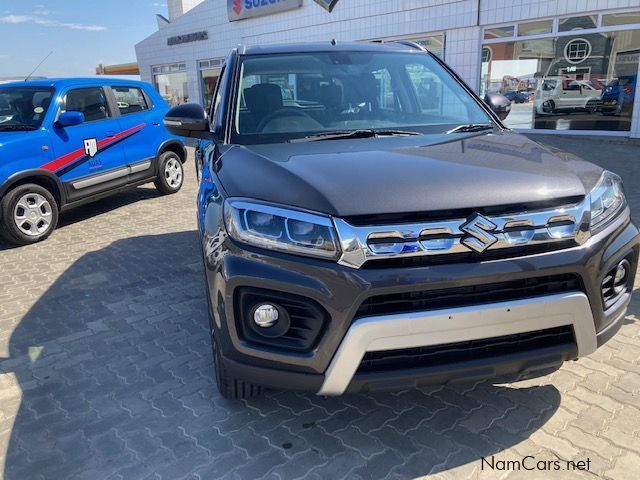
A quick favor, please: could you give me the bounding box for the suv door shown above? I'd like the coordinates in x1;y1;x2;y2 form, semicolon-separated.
50;86;127;202
109;86;160;181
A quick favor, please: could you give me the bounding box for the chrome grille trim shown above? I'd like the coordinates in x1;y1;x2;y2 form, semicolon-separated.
334;199;591;268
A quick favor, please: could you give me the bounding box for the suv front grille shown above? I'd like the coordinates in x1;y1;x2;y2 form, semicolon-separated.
356;274;582;318
357;325;575;373
334;199;590;269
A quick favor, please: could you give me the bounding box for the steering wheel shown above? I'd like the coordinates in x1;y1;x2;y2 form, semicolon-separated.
257;107;318;132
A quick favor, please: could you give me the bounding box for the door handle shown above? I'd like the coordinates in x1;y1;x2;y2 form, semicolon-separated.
106;130;117;138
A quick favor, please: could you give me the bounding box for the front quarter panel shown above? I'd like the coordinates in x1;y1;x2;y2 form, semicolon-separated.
0;130;54;188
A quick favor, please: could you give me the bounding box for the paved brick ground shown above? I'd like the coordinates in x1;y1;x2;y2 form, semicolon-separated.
1;136;639;479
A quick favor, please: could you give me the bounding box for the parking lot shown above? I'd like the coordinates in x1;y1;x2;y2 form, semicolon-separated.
1;135;640;479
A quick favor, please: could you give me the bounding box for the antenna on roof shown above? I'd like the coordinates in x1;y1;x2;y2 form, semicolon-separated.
24;51;53;82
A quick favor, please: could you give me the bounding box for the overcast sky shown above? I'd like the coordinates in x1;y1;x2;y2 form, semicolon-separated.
0;0;163;78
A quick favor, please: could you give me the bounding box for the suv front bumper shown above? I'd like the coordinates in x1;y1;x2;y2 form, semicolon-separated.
203;211;639;395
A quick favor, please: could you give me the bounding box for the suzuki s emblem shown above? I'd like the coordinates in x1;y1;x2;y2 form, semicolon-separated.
460;213;498;253
83;138;98;158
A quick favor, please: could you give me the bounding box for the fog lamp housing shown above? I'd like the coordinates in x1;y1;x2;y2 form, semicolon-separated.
602;258;632;309
253;304;279;328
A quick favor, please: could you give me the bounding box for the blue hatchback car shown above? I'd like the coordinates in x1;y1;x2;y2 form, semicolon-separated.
0;78;186;245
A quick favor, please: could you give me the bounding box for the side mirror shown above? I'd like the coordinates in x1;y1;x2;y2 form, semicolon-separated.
56;111;85;127
483;93;511;121
163;103;212;139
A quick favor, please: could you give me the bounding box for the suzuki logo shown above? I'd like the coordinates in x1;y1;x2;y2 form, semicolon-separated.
460;213;498;253
83;138;98;158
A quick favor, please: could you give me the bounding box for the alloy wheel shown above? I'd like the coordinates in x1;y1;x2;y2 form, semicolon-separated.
165;158;183;188
14;193;53;237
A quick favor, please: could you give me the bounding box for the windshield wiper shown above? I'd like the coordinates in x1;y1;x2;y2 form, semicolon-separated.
290;129;422;143
0;124;37;131
446;124;494;134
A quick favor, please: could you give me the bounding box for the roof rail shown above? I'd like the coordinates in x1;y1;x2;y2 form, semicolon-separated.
391;40;427;51
367;39;427;51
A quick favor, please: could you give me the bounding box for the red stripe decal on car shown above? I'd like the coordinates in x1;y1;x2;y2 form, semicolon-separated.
41;123;146;172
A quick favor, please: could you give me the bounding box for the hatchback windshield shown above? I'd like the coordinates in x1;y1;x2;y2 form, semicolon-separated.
233;51;492;144
0;87;54;131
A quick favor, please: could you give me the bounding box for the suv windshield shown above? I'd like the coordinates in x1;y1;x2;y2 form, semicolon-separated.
0;86;54;131
232;51;492;144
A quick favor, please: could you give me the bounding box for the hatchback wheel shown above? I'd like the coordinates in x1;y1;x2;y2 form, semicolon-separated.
154;151;184;194
0;184;58;245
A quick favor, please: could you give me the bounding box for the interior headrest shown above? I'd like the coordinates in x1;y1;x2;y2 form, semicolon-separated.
320;84;343;109
244;83;283;114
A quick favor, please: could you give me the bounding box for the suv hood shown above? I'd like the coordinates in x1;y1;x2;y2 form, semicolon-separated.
216;131;603;218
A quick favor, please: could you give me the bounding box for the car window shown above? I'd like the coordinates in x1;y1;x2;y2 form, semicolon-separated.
62;87;110;122
233;51;491;144
112;87;149;115
210;66;226;121
0;86;54;130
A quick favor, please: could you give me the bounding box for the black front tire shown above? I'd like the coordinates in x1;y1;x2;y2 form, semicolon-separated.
212;334;263;400
0;184;58;246
154;151;184;195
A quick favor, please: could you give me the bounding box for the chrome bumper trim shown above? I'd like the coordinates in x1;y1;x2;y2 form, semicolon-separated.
317;292;596;396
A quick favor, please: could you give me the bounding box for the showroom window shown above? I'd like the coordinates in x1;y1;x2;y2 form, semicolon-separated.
603;12;640;27
484;26;514;40
518;20;553;36
481;11;640;133
199;58;224;108
152;63;188;106
558;15;598;32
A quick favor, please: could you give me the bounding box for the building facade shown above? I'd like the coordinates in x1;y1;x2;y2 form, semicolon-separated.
135;0;640;137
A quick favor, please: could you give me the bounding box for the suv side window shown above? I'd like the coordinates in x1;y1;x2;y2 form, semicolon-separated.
210;66;226;121
112;87;149;115
62;87;111;122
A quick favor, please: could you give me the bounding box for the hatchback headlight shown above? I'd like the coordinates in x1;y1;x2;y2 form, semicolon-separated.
590;171;626;230
224;200;340;259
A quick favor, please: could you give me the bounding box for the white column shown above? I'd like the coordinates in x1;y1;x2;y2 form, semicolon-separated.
444;26;483;92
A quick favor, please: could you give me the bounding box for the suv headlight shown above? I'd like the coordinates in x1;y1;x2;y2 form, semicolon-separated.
224;199;341;260
590;171;626;230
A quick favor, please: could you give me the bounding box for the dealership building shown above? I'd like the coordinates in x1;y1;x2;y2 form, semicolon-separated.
135;0;640;137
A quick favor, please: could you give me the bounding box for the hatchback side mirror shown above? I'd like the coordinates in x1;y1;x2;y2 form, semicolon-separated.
483;93;511;121
164;103;212;139
56;111;85;127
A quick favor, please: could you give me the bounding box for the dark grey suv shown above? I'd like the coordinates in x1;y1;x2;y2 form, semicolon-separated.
164;41;638;400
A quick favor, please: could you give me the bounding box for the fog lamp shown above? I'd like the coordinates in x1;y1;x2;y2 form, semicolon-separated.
613;260;630;294
253;304;279;328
